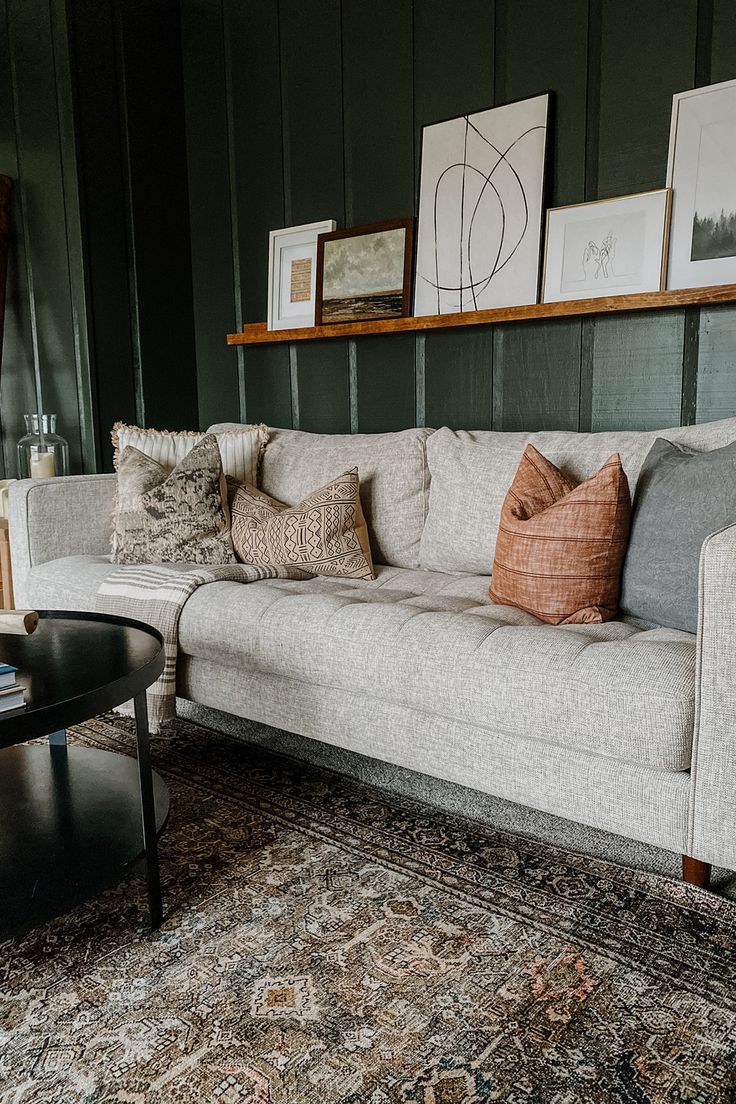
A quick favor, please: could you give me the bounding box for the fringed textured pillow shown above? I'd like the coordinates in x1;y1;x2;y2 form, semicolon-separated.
111;422;268;485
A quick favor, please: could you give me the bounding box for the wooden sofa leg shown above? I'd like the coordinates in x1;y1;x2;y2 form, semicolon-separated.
682;855;711;889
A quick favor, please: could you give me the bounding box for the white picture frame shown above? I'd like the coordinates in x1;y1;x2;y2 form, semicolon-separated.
666;77;736;290
542;189;671;303
414;93;550;316
267;219;336;330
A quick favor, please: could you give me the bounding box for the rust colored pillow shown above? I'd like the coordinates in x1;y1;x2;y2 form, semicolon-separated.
489;445;632;625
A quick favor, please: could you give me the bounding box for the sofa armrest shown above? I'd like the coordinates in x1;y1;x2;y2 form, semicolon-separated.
8;475;116;605
689;521;736;868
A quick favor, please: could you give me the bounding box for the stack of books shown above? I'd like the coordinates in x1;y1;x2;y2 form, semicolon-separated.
0;663;26;717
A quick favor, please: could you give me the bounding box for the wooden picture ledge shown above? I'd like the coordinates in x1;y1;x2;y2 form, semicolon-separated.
227;284;736;347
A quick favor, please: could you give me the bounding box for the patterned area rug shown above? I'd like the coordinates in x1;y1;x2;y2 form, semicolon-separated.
2;715;736;1104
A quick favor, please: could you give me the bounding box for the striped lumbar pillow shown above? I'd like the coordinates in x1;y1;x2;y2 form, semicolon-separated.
489;444;631;625
230;468;375;581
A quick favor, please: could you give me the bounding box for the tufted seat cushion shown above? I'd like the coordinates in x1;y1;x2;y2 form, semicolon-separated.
176;564;696;772
23;556;696;771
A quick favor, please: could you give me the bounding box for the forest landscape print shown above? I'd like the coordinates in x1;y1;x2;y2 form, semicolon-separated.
690;118;736;261
319;224;410;323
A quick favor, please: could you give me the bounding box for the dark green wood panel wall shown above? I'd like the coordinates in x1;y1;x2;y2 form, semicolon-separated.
493;0;588;432
0;0;90;477
343;0;415;432
4;1;733;473
182;0;736;439
0;0;197;475
0;0;36;479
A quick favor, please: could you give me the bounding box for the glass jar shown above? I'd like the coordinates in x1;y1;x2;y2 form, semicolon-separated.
17;414;70;479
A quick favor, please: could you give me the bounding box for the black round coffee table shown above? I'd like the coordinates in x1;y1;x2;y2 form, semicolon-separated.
0;611;168;932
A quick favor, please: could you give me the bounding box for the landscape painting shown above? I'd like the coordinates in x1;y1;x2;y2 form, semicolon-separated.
667;77;736;289
317;220;413;325
690;118;736;260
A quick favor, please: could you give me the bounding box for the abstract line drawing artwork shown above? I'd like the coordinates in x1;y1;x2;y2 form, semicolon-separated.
583;232;617;280
667;77;736;291
542;191;671;304
414;94;549;316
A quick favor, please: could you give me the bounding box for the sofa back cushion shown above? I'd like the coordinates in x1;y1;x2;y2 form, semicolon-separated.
209;424;433;568
421;417;736;574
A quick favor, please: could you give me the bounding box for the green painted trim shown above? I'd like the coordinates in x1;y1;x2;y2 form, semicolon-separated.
348;339;358;434
578;319;594;432
414;335;425;427
681;308;700;425
289;344;300;430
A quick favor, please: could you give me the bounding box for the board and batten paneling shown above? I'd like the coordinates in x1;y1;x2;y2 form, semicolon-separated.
180;0;239;432
279;0;350;434
414;0;495;430
180;0;736;442
586;0;699;432
224;0;292;430
492;0;589;432
2;1;734;476
69;0;138;466
0;0;91;476
117;0;198;433
0;0;36;479
343;0;415;432
0;0;200;475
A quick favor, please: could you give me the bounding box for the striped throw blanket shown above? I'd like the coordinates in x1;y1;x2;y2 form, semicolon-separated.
96;562;309;732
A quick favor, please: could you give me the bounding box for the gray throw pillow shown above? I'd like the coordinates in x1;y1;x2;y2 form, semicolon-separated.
620;437;736;632
112;434;235;565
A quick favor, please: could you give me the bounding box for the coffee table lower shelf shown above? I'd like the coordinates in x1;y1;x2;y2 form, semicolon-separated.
0;743;169;934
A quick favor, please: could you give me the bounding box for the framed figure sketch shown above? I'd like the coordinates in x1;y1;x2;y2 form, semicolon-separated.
667;78;736;290
542;190;671;303
414;93;550;316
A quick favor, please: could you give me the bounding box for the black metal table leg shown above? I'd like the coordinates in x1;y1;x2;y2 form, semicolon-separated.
133;692;163;929
48;730;66;746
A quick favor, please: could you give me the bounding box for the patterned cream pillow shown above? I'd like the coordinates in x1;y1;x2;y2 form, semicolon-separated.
230;468;375;580
111;421;268;485
112;434;235;565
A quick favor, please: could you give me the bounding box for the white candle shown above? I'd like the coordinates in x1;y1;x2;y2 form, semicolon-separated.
30;452;56;479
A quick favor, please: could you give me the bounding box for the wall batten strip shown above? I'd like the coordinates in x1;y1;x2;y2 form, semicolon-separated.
415;334;425;426
348;339;358;432
289;344;300;429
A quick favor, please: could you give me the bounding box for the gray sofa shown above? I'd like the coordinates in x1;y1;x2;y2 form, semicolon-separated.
9;419;736;879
